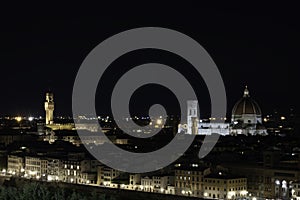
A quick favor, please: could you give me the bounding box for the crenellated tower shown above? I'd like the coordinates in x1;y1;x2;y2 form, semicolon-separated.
44;92;54;125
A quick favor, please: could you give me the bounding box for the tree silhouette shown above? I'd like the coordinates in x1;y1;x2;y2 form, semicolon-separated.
0;183;107;200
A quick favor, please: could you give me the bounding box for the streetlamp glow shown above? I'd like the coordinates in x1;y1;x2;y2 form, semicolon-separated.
156;119;162;125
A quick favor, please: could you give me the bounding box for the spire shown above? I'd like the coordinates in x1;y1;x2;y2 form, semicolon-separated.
243;85;250;97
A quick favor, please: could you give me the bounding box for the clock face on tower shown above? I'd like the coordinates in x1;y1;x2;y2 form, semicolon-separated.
48;104;54;109
45;102;54;110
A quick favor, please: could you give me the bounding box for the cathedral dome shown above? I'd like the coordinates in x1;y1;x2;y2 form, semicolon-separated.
231;86;262;124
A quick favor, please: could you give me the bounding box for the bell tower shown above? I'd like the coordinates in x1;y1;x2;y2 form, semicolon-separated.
44;92;54;125
187;100;198;135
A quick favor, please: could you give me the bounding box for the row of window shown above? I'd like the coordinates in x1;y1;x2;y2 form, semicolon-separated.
176;171;203;175
102;173;116;177
141;181;161;185
205;179;246;184
7;160;21;164
64;164;80;170
26;161;41;165
177;176;202;182
292;191;300;196
293;184;300;189
175;182;200;189
205;186;246;191
206;193;225;198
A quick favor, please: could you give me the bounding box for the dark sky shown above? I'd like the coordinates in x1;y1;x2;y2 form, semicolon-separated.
0;3;299;117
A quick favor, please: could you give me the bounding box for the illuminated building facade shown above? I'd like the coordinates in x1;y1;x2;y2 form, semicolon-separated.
44;92;54;125
7;155;24;176
178;86;267;136
291;181;300;200
223;150;300;199
139;175;175;193
25;156;48;178
203;173;247;200
46;158;61;181
175;165;211;197
97;164;122;186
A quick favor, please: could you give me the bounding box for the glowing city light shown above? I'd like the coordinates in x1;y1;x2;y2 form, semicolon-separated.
240;190;248;195
47;176;53;181
15;116;22;122
156;119;162;125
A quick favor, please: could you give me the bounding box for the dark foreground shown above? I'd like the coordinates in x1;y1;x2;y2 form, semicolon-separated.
0;177;204;200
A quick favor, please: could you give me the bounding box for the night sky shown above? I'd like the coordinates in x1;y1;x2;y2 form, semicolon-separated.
0;3;299;117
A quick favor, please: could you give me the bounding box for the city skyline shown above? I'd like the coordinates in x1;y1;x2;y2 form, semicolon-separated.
1;5;299;116
0;85;295;121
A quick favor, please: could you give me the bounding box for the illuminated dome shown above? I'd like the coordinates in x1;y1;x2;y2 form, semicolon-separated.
231;86;262;124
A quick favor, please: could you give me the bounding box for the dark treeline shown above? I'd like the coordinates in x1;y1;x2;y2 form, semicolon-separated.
0;182;115;200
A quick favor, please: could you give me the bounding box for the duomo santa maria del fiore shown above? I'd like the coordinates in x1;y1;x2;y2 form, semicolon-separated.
178;86;268;136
